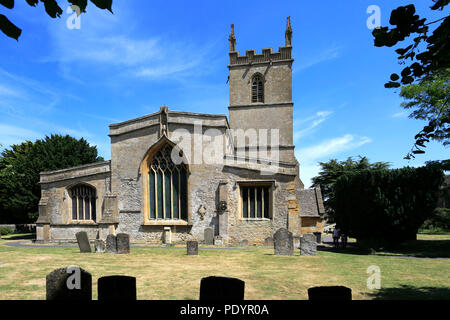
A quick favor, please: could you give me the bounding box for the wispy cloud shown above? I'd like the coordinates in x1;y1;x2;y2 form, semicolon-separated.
0;124;42;148
296;134;372;187
294;44;342;73
392;111;408;118
293;111;332;140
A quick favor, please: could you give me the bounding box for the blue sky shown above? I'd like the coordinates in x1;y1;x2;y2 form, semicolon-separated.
0;0;448;186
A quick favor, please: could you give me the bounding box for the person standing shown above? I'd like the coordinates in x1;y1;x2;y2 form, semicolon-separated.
333;226;340;249
341;232;348;249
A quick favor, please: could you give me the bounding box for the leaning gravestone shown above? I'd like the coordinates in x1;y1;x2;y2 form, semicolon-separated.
264;237;274;247
186;240;198;255
98;275;137;300
116;233;130;254
204;227;214;245
46;266;92;300
200;276;245;301
300;234;317;256
75;231;92;253
94;240;105;253
273;228;294;256
106;234;117;253
308;286;352;300
239;239;249;246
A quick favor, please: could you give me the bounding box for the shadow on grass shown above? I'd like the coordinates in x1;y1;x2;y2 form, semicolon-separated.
318;238;450;258
368;285;450;300
1;233;36;241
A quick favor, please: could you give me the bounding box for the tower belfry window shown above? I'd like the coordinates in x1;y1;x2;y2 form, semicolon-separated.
251;75;264;103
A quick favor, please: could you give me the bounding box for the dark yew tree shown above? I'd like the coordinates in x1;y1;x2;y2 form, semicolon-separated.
0;134;104;223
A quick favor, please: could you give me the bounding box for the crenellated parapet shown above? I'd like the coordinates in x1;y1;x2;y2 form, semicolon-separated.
229;46;293;66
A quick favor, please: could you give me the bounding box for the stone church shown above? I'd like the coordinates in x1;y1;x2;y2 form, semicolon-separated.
36;17;325;244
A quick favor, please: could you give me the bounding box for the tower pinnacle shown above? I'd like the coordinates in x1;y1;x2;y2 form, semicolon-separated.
285;16;292;46
229;24;236;52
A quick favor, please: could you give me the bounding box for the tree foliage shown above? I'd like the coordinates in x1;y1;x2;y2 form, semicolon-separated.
400;69;450;158
0;134;104;223
334;164;444;248
311;156;390;221
372;1;450;158
0;0;113;40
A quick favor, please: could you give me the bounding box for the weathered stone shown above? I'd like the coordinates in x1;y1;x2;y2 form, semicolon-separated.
264;237;274;247
300;234;317;256
308;286;352;300
94;239;105;253
116;233;130;254
186;240;198;255
204;227;214;245
98;275;136;300
46;266;92;300
239;239;248;246
106;234;117;253
274;228;293;256
214;235;223;246
75;231;91;253
293;236;301;249
200;276;245;300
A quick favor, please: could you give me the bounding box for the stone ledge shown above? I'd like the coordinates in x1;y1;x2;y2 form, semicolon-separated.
142;220;191;226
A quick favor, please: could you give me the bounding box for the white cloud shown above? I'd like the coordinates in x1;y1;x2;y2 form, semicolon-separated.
294;111;332;140
392;111;408;118
296;134;372;186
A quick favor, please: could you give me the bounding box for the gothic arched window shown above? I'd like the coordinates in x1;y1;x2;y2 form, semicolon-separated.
148;144;188;220
70;184;96;221
251;74;264;103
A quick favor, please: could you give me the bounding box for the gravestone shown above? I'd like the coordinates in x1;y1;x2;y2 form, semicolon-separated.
46;266;92;300
199;276;245;301
264;237;274;247
293;236;301;249
186;240;198;255
308;286;352;300
204;227;214;245
98;276;137;300
313;232;322;244
116;233;130;254
94;240;105;253
273;228;294;256
214;235;223;246
75;231;91;253
300;234;317;256
239;239;248;246
106;234;117;253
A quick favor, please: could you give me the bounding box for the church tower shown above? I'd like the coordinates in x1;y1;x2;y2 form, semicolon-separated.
228;17;295;164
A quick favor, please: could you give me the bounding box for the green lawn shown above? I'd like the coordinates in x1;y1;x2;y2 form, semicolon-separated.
0;233;449;300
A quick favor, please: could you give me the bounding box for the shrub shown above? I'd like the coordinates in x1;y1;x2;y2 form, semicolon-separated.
334;164;444;248
0;226;14;235
420;208;450;233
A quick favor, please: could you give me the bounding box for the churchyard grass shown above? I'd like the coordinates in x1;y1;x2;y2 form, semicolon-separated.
0;233;449;300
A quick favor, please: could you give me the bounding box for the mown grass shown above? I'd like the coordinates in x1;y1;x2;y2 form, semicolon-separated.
0;233;449;300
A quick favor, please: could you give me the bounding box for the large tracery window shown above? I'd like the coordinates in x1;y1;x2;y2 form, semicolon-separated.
70;185;96;221
148;144;188;220
251;74;264;103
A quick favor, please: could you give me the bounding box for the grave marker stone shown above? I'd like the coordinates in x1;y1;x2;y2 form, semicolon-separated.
204;227;214;245
187;241;198;255
308;286;352;300
300;234;317;256
98;275;137;300
116;233;130;254
273;228;294;256
75;231;91;253
46;266;92;300
200;276;245;301
264;237;274;247
94;240;105;253
106;234;117;253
